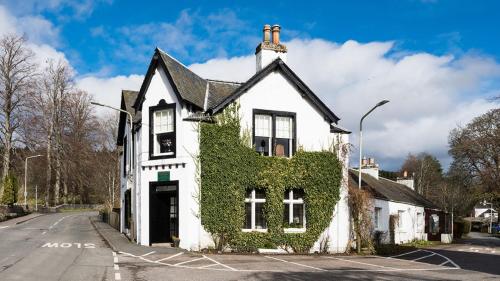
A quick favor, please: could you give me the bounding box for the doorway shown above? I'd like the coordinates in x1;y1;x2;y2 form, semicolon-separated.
149;181;179;244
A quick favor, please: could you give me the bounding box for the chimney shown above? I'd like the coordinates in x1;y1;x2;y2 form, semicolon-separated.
397;171;415;190
272;24;280;44
361;156;379;180
255;24;287;72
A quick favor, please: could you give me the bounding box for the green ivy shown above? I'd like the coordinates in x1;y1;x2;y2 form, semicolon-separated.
199;104;343;253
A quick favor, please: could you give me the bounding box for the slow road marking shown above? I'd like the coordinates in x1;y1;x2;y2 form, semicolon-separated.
41;242;96;249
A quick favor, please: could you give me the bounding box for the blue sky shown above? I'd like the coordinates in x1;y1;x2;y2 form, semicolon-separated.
1;0;499;171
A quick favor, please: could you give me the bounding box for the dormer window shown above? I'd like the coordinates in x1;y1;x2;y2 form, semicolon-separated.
149;100;176;159
253;109;296;157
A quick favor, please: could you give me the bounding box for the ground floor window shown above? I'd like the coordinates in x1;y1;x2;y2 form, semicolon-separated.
283;189;305;229
429;214;439;234
374;207;381;229
398;210;404;230
244;189;267;231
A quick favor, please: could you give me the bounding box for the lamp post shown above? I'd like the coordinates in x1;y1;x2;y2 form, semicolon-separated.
358;100;389;189
24;154;43;206
357;99;389;253
483;200;493;234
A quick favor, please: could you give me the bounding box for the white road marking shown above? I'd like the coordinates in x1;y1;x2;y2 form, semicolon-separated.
112;252;116;257
114;264;119;270
114;272;121;280
119;252;459;272
141;251;156;257
203;255;237;271
173;257;206;266
155;252;183;262
42;231;47;235
421;250;461;269
265;255;327;271
439;261;450;266
114;257;118;263
325;256;397;270
198;263;219;269
388;249;421;258
413;253;435;261
0;226;9;229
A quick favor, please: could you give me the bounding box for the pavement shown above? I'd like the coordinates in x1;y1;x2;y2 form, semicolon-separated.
2;212;500;280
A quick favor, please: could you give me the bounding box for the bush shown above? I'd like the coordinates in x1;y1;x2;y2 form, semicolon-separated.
462;220;471;235
1;174;19;206
374;244;416;256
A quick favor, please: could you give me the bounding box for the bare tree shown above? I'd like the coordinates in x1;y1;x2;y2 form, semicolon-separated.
0;34;37;198
38;60;73;206
449;108;500;195
401;152;443;197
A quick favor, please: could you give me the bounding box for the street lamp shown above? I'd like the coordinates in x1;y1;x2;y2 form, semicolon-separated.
358;100;389;189
482;200;493;234
24;154;43;206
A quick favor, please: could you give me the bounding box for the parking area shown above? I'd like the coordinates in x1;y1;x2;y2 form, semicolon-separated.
112;249;486;280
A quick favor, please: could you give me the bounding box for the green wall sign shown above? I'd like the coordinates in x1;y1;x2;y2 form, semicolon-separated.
158;171;170;182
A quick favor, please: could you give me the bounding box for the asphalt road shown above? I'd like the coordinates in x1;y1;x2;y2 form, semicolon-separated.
0;212;114;281
1;212;500;281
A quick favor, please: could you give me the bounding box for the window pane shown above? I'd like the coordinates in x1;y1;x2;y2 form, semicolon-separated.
255;189;266;199
292;203;304;226
244;203;252;229
155;109;174;133
276;116;292;138
293;189;304;200
245;189;252;199
283;203;289;224
255;136;270;156
275;138;289;157
255;203;266;229
255;114;271;137
284;190;290;200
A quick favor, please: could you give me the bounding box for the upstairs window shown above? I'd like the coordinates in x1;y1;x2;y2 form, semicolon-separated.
283;189;305;229
253;110;296;157
244;189;267;231
149;100;176;159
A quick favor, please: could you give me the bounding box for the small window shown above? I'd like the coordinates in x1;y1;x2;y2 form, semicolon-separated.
398;210;404;229
149;101;176;159
253;110;296;157
244;189;267;231
283;189;305;229
374;207;381;229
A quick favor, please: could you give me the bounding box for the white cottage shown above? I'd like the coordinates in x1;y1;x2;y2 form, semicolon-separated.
348;159;443;244
117;24;351;252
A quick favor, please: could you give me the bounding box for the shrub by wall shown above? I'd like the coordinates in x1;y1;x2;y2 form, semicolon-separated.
1;174;19;206
199;105;343;253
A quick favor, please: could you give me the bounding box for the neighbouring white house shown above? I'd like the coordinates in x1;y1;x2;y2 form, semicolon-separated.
348;158;446;244
473;204;498;220
116;24;351;252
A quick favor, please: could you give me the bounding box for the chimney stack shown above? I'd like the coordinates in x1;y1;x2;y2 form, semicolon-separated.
255;24;287;72
272;25;281;44
361;156;379;179
263;24;271;43
397;171;415;190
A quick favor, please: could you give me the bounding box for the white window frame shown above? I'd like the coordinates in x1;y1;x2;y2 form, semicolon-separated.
283;189;306;233
275;116;294;157
153;108;174;156
254;114;272;156
374;207;382;230
243;189;267;232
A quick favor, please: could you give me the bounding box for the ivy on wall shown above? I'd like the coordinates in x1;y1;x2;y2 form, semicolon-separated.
199;104;343;253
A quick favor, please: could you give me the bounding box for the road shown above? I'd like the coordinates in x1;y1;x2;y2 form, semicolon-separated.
0;212;114;281
1;212;499;280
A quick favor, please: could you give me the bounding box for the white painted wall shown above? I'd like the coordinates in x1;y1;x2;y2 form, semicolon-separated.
121;59;350;253
256;48;287;71
373;199;426;244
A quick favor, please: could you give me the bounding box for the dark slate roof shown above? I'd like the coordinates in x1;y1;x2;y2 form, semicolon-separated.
348;169;439;209
117;90;138;146
206;80;242;110
157;50;207;109
208;58;341;124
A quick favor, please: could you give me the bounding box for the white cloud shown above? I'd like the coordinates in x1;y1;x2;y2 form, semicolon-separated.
188;38;500;170
76;74;144;115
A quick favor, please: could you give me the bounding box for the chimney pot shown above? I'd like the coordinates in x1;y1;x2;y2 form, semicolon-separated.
263;24;271;43
272;24;281;44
